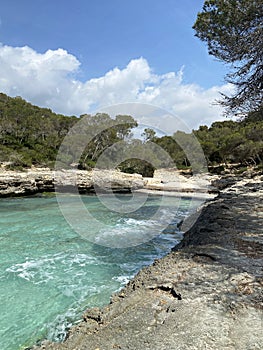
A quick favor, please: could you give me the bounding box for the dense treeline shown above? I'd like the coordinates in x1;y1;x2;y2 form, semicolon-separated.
0;93;78;168
194;111;263;167
140;108;263;173
56;112;137;170
0;93;137;170
0;93;262;174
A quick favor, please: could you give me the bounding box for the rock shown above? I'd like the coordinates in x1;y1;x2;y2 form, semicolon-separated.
0;169;145;197
82;307;102;323
211;175;238;190
143;168;218;194
0;168;219;198
90;169;144;192
33;176;263;350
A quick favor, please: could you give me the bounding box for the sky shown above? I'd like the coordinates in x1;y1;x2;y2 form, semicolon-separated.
0;0;234;129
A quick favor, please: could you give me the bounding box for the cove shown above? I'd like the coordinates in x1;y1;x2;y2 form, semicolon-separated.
0;193;203;350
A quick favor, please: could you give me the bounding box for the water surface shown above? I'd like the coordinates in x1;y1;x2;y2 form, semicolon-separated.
0;193;202;350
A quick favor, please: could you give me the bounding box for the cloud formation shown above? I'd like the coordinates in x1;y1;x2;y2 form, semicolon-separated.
0;44;234;128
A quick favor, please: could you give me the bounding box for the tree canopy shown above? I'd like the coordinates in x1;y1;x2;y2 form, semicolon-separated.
193;0;263;115
0;93;262;174
0;93;139;170
0;93;78;168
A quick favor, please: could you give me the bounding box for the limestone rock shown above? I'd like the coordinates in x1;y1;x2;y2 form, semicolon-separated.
143;168;218;194
0;169;145;197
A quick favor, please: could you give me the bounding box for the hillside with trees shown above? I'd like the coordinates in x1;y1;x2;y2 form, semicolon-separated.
0;93;78;169
0;93;138;170
194;111;263;169
0;93;262;174
152;110;263;173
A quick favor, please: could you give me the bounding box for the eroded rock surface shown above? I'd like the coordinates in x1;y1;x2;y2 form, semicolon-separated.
34;175;263;350
0;169;144;197
142;168;217;193
0;168;219;198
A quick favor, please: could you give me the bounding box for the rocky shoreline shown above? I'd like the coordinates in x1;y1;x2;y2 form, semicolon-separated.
0;168;217;197
0;169;144;197
32;173;263;350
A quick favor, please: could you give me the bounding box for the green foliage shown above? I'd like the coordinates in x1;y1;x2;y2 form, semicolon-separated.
193;0;263;114
242;106;263;124
0;93;77;168
0;93;262;175
140;118;263;171
119;159;155;177
194;118;263;166
154;136;187;166
141;128;156;142
69;114;138;170
0;94;138;170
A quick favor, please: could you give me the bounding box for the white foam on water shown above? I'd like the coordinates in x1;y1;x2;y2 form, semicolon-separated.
94;204;184;248
112;274;131;285
0;195;201;350
95;220;160;247
5;252;101;285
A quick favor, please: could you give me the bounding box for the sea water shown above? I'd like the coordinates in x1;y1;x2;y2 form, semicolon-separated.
0;193;203;350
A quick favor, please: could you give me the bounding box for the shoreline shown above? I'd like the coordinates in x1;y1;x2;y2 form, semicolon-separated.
0;168;218;198
33;173;263;349
134;188;216;200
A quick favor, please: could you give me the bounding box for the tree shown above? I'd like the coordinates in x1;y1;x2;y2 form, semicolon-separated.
0;93;78;168
114;115;138;139
71;114;138;169
154;135;188;168
141;128;156;142
193;0;263;115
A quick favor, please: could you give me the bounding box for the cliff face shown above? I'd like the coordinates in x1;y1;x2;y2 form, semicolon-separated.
33;174;263;350
0;169;145;197
0;168;218;197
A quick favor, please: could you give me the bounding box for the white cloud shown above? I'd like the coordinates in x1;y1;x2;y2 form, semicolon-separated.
0;44;234;128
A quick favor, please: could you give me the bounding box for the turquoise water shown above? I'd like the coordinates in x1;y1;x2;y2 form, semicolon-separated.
0;193;202;350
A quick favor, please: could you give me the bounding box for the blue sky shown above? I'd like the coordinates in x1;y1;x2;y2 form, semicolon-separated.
0;0;233;128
